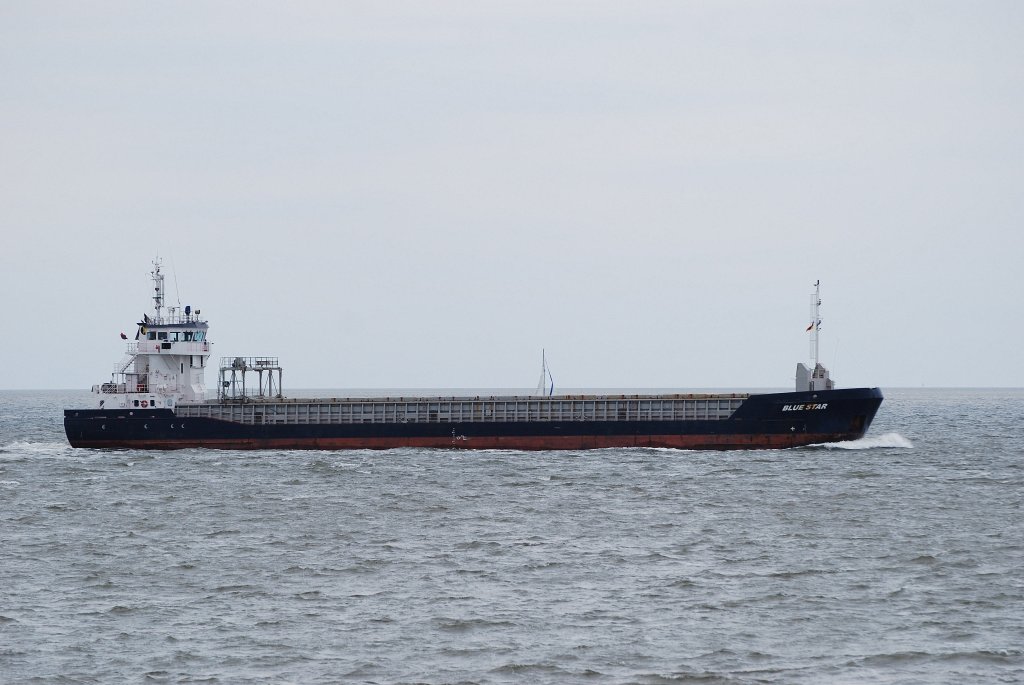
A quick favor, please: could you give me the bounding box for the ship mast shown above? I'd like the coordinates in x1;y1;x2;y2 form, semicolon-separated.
795;280;833;392
809;279;821;368
152;258;165;324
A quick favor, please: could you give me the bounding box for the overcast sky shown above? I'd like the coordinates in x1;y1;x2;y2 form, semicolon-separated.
2;2;1021;391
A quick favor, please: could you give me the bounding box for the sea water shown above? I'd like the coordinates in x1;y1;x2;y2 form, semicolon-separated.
1;388;1021;684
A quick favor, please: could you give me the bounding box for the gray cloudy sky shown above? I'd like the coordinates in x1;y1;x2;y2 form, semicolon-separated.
2;2;1021;390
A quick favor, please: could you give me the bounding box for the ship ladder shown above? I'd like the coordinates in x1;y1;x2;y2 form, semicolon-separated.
116;354;138;374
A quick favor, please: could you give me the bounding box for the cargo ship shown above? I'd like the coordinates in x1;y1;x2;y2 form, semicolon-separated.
64;262;882;450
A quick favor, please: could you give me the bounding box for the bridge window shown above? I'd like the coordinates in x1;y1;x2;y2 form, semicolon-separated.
148;332;156;340
158;332;167;340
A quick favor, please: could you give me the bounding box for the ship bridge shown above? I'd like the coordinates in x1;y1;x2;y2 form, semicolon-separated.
90;259;212;409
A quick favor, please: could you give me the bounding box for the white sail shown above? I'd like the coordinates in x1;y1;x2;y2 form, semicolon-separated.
536;349;555;396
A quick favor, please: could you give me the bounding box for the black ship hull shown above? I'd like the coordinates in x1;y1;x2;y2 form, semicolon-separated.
64;387;883;451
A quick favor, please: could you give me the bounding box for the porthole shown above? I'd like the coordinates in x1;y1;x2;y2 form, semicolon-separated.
101;425;106;430
144;424;149;430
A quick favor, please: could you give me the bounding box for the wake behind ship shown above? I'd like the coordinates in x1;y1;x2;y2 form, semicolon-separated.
64;264;882;450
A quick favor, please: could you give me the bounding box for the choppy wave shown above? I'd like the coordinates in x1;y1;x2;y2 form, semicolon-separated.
817;432;914;450
0;440;71;458
2;388;1022;685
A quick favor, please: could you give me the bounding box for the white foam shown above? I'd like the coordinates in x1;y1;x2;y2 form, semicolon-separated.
818;432;913;450
0;441;72;459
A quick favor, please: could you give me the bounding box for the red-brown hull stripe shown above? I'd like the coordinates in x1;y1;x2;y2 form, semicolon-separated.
69;433;859;451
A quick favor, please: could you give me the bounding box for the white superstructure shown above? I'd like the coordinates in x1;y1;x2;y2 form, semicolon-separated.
90;259;211;410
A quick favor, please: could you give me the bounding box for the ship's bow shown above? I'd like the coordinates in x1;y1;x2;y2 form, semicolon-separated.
729;387;883;446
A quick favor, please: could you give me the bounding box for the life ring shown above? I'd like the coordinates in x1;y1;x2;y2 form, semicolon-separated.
141;400;148;408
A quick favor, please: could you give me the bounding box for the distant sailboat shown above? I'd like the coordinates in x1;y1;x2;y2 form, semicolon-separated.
536;349;555;396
